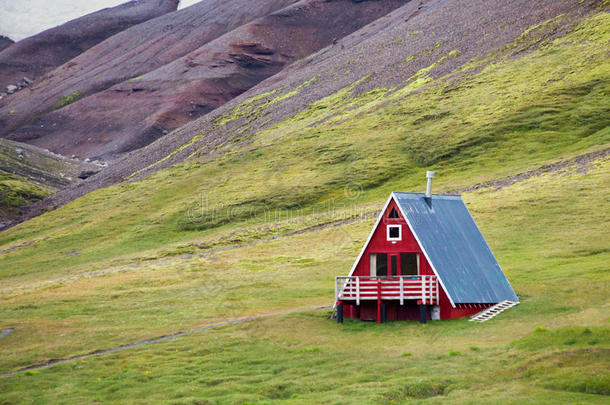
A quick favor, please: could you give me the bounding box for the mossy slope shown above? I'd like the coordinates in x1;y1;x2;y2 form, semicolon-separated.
0;138;100;223
0;11;607;276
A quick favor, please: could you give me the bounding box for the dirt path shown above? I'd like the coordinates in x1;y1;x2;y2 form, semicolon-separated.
0;306;330;377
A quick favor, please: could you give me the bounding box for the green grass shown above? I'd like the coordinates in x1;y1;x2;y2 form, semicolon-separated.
0;11;609;404
0;172;49;208
0;157;608;403
0;137;96;221
0;171;50;223
0;315;607;403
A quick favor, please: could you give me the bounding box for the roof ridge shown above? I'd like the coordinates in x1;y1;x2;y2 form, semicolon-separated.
393;191;462;198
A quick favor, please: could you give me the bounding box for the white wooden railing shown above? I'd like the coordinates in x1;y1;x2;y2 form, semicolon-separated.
335;275;439;305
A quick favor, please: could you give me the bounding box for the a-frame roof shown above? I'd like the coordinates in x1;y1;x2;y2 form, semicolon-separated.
393;192;517;304
346;193;518;306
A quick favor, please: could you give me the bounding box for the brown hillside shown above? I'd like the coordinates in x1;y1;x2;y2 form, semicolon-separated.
111;0;604;178
0;0;178;90
0;0;299;137
2;0;407;160
0;36;13;53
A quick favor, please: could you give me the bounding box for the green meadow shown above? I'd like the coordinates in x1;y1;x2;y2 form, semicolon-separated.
0;11;608;404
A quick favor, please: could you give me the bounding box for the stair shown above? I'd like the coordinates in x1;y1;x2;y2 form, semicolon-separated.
469;300;519;322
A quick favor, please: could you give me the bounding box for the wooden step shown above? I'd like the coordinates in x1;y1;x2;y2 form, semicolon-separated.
469;300;518;322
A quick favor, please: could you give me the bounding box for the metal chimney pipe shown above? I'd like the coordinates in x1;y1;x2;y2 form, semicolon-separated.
425;171;435;198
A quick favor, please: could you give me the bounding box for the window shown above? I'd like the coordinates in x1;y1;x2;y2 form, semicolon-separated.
400;253;419;275
387;225;401;241
378;254;388;276
388;207;400;218
370;253;388;277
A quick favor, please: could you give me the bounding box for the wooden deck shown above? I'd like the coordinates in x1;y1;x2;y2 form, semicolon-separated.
335;275;439;305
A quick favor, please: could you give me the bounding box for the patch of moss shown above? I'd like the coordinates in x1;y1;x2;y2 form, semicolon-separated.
0;172;50;209
53;91;83;110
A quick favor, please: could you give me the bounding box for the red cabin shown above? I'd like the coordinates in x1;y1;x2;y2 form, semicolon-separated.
335;174;518;323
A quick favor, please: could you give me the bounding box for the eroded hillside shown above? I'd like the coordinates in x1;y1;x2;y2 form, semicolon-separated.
0;0;406;160
0;0;299;142
0;139;101;229
0;0;178;90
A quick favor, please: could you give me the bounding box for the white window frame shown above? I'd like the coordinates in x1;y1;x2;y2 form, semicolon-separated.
387;224;402;241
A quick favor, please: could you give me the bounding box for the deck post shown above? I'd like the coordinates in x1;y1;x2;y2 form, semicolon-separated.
400;277;404;305
336;301;343;323
356;277;360;306
422;276;426;305
377;279;382;324
335;277;338;302
419;304;427;324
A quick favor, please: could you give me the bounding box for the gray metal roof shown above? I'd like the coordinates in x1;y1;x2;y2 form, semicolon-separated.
393;192;518;304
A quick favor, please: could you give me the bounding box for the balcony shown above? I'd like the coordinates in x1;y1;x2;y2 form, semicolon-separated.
335;275;439;305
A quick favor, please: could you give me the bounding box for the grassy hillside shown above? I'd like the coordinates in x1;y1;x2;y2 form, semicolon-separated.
0;149;607;403
0;10;608;404
0;172;49;221
1;12;608;279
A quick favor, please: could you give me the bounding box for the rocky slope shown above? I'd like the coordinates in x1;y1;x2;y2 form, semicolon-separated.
0;0;299;140
139;0;602;173
0;138;100;228
0;0;178;91
1;0;407;160
49;0;604;182
0;36;13;52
